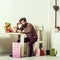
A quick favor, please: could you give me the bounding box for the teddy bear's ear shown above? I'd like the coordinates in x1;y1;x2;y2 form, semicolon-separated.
5;22;11;26
5;22;7;24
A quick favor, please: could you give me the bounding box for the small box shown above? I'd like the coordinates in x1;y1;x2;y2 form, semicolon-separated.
40;50;44;56
50;48;55;56
46;50;50;55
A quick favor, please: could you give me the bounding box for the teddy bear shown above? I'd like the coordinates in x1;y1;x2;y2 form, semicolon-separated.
4;22;13;33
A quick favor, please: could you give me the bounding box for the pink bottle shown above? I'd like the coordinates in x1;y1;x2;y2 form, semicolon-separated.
12;42;21;58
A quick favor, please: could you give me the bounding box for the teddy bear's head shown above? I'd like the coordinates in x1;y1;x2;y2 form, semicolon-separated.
4;22;11;29
4;22;13;32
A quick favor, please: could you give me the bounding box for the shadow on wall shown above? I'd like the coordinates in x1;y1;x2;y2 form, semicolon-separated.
0;34;18;54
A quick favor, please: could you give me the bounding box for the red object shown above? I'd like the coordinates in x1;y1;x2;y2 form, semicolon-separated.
40;50;44;56
5;29;13;33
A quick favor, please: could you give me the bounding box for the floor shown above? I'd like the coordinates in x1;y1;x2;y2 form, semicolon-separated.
0;54;60;60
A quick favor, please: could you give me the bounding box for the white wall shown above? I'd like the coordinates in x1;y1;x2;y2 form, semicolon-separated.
50;0;60;48
50;0;60;28
57;0;60;26
0;0;50;53
50;0;55;29
0;0;50;32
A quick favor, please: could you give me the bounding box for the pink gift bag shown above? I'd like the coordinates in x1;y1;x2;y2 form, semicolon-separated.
12;42;21;58
35;48;40;56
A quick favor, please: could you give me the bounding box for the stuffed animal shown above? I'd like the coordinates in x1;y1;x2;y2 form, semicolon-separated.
4;22;13;32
